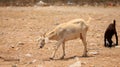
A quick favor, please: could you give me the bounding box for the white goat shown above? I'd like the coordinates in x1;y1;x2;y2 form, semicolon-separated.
38;18;90;59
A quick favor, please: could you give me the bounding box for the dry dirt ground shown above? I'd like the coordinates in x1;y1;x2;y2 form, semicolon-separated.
0;6;120;67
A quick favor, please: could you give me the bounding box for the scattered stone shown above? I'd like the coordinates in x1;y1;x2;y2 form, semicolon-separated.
69;61;81;67
74;56;79;61
36;1;49;6
67;1;75;5
17;42;24;45
27;59;37;64
88;51;99;55
12;64;17;67
81;61;87;65
25;53;32;57
31;59;37;63
115;46;120;48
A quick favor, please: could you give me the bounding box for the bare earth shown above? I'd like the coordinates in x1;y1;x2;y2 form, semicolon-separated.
0;6;120;67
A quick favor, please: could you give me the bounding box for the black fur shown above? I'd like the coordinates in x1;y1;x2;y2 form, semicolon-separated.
104;20;118;48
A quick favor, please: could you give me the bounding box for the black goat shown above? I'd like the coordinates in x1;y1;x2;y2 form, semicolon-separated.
104;20;118;48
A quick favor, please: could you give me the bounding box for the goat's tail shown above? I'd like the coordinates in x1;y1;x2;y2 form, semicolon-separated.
113;19;116;26
87;15;92;24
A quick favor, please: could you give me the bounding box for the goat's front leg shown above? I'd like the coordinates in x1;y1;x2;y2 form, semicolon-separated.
104;36;107;47
50;40;63;60
81;33;88;57
60;41;65;59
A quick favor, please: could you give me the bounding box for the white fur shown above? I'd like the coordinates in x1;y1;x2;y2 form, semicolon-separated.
45;37;49;43
40;17;91;59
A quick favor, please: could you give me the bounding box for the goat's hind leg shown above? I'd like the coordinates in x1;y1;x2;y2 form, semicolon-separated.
105;39;109;47
108;38;113;48
81;33;88;57
104;36;108;47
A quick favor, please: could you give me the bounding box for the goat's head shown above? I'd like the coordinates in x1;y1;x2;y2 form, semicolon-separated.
37;35;49;48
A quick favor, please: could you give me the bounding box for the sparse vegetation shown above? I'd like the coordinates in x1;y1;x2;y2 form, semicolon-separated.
0;0;120;6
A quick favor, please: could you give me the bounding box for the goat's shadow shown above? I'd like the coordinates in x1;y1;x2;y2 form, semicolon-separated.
43;55;94;61
63;55;93;61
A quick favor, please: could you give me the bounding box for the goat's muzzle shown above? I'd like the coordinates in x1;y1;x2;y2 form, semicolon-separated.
40;46;43;48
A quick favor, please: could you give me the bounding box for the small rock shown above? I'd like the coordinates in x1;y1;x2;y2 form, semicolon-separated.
12;64;17;67
27;59;37;64
32;59;37;63
82;62;87;65
89;51;99;55
74;57;79;61
36;1;49;6
25;53;32;57
18;42;24;45
69;61;81;67
115;46;120;48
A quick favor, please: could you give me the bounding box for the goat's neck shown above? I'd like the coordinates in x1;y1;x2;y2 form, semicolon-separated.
45;30;57;40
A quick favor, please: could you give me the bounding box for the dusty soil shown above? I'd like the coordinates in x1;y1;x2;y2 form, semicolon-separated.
0;6;120;67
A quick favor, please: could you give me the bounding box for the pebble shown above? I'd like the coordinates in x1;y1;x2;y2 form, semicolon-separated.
25;53;32;57
12;64;17;67
69;61;81;67
88;51;99;55
17;42;24;45
115;46;120;48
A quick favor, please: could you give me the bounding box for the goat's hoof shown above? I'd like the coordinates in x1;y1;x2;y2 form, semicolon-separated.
108;46;112;48
49;57;54;60
82;54;88;57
